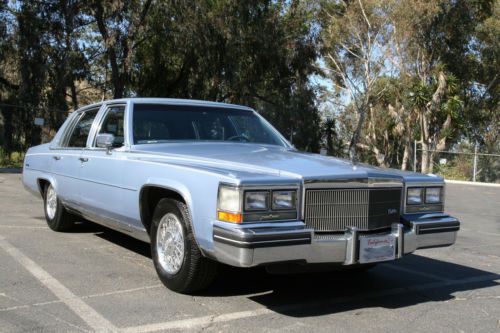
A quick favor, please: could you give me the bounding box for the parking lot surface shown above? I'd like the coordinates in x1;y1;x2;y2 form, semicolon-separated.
0;173;499;332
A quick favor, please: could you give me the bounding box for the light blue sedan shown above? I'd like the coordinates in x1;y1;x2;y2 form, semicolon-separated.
22;98;460;293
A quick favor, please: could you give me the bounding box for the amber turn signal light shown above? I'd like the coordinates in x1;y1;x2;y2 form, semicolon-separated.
217;211;242;223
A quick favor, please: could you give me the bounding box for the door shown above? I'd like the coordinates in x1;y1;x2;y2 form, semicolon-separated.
50;108;100;207
78;105;135;228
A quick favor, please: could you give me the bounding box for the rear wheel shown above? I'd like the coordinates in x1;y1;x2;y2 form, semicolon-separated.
43;183;75;231
151;198;217;293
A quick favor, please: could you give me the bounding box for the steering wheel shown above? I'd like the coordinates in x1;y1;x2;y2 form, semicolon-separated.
227;135;250;142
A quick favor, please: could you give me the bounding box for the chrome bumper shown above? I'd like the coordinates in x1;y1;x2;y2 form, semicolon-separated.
212;214;459;268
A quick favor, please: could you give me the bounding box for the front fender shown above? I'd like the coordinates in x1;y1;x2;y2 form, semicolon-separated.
143;177;194;212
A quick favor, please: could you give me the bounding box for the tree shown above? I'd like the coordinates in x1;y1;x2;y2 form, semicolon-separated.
320;0;392;162
91;0;153;98
133;0;322;151
388;0;493;173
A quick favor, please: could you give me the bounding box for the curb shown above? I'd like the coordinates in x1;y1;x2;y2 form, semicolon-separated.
0;168;22;174
445;179;500;187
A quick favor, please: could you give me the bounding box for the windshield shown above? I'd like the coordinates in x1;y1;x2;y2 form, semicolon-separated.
132;103;287;147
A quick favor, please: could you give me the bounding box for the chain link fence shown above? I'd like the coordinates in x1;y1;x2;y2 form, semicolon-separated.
414;144;500;183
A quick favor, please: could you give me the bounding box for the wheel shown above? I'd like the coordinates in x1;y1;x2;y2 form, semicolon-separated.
43;183;75;231
151;198;217;293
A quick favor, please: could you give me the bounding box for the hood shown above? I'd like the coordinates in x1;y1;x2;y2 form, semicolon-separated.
131;142;440;183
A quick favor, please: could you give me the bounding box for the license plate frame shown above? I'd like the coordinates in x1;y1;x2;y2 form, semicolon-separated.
359;234;396;264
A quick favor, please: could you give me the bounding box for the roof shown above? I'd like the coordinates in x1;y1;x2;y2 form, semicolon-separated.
77;98;255;112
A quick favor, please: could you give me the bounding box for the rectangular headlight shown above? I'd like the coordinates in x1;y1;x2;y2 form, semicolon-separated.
244;191;269;211
407;188;423;205
218;186;241;212
272;190;297;210
425;187;443;204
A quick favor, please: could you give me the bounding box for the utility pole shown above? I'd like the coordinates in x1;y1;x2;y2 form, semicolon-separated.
413;140;417;172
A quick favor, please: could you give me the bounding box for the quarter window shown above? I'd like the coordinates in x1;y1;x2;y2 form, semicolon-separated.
66;109;99;148
96;106;126;147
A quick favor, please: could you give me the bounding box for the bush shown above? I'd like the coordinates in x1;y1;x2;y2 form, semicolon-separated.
0;148;24;168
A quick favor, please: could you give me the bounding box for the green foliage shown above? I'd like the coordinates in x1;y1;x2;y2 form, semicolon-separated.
0;148;24;168
433;160;472;181
0;0;497;168
132;0;321;151
0;0;321;153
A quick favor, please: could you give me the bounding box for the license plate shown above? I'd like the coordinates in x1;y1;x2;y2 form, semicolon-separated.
359;234;396;264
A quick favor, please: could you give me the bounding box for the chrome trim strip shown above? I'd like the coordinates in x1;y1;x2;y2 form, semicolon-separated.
304;177;403;188
213;234;311;248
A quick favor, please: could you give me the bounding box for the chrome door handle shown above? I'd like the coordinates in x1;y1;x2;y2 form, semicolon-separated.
53;156;61;161
79;157;89;162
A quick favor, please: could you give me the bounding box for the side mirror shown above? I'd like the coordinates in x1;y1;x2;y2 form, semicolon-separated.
96;133;115;152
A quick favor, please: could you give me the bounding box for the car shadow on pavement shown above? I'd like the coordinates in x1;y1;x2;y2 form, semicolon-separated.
208;256;499;317
77;220;152;258
77;221;499;317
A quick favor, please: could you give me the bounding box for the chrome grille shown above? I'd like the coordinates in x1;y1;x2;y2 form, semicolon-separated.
304;188;401;232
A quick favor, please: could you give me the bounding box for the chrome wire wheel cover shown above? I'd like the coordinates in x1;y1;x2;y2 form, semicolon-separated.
46;185;57;220
156;213;185;275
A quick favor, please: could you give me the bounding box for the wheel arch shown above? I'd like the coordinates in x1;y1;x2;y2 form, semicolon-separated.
36;177;57;197
139;184;193;235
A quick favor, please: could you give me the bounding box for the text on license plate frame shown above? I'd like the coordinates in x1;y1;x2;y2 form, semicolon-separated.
359;234;396;264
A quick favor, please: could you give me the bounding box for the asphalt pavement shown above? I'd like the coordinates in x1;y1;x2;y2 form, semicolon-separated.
0;173;499;332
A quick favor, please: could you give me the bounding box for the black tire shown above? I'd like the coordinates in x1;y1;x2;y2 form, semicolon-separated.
151;198;217;293
43;183;75;232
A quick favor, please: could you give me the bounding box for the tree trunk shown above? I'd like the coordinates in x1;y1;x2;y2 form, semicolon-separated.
349;104;368;163
401;141;409;171
420;71;447;173
420;111;430;174
1;107;13;154
70;80;78;110
428;151;436;173
421;140;429;173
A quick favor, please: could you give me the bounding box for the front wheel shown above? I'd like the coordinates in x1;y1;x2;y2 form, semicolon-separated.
150;198;217;293
43;183;75;231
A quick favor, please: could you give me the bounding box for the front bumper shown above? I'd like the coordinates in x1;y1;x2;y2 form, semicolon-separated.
212;213;459;267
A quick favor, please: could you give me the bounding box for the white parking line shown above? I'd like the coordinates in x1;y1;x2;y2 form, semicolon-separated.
81;284;164;300
122;273;500;333
121;308;273;333
0;284;164;313
0;236;117;332
0;225;49;229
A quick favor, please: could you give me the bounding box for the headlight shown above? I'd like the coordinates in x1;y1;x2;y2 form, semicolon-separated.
272;190;297;210
425;187;443;204
244;191;269;211
218;186;240;212
217;184;299;223
407;188;423;205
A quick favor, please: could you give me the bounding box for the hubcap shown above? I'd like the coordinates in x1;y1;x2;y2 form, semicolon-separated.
156;213;185;274
46;185;57;220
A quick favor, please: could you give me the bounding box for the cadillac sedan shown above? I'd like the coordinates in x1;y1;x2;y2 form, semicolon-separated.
22;98;460;293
